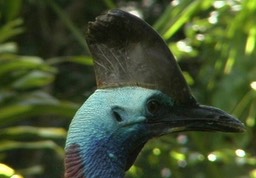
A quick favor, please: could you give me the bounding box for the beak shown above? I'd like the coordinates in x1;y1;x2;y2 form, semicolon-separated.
150;104;245;136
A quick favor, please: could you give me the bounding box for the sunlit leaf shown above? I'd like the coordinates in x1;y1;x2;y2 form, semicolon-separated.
0;163;23;178
0;42;17;53
245;27;256;55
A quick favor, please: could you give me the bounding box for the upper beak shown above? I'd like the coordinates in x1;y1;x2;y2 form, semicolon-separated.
150;104;245;136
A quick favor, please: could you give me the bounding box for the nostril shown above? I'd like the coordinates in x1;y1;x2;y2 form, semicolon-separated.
113;111;123;122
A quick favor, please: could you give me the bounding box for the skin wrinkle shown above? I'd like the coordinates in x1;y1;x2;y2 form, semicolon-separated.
65;144;85;178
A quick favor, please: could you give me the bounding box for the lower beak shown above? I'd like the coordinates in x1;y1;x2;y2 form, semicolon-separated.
151;104;245;135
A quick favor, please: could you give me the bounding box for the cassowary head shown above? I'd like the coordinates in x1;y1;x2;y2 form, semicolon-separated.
65;9;245;178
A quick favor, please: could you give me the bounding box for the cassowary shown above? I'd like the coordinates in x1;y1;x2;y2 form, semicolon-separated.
65;9;245;178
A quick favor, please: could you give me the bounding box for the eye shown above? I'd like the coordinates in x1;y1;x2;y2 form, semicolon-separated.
147;100;160;115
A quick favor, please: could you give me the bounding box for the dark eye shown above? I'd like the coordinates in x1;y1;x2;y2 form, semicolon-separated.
147;100;160;115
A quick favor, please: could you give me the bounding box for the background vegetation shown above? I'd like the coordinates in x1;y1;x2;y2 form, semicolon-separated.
0;0;255;177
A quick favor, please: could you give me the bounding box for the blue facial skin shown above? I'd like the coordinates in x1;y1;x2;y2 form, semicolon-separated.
65;86;174;178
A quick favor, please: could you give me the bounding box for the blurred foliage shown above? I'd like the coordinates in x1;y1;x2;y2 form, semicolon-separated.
0;0;255;178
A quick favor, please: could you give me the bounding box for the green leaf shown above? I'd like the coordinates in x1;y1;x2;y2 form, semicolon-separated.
0;42;18;53
0;18;24;43
0;126;66;140
0;56;56;79
48;56;93;66
0;101;78;126
0;140;64;158
0;0;23;21
0;163;19;178
12;71;55;89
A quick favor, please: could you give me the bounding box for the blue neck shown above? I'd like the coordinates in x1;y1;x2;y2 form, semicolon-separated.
65;125;127;178
65;142;126;178
65;123;147;178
